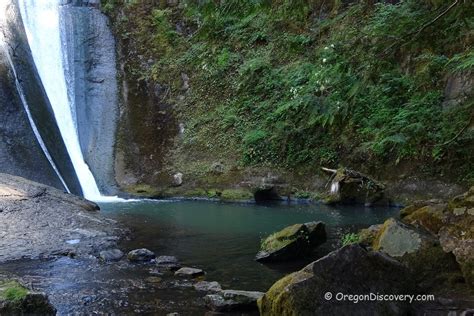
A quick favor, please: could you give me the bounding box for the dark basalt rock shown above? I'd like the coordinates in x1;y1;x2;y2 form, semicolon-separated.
0;0;82;195
258;244;417;316
256;221;326;263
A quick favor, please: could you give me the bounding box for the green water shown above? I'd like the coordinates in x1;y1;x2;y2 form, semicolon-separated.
101;200;399;291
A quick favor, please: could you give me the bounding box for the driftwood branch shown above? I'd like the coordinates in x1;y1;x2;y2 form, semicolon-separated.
321;167;337;174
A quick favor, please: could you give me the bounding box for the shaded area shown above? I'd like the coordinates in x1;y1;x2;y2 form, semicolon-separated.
0;47;62;190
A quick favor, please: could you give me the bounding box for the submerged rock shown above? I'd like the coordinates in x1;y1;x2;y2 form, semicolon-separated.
258;244;415;315
156;256;181;271
256;221;326;262
0;280;56;315
205;290;264;312
175;267;204;277
194;281;222;292
99;249;124;262
127;249;156;262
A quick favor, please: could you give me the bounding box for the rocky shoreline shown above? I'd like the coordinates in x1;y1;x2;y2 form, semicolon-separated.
1;173;472;315
0;173;123;263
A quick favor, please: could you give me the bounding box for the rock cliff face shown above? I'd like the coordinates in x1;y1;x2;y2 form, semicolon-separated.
60;0;120;194
0;0;81;195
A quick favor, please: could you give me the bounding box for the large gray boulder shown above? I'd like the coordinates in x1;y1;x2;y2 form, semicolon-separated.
256;221;326;262
373;218;461;291
258;244;416;316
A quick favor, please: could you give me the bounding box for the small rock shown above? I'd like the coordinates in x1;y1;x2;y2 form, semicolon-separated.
172;173;183;186
211;162;225;174
127;248;156;262
99;249;123;262
156;255;181;271
204;290;264;312
194;281;222;292
174;267;204;277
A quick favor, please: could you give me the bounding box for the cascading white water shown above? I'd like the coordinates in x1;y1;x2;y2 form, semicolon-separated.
18;0;124;202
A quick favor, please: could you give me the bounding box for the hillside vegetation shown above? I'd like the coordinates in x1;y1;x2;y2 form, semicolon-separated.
102;0;474;196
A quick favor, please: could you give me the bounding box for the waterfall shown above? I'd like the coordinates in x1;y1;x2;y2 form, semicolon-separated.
18;0;123;202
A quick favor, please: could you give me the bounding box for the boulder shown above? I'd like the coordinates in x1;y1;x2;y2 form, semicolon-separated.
398;187;474;289
0;280;56;315
174;267;204;278
438;187;474;289
172;173;183;187
127;248;156;262
258;244;415;316
205;290;264;312
402;204;448;235
322;168;385;206
358;224;382;246
99;249;123;262
194;281;222;292
373;218;462;291
256;221;326;263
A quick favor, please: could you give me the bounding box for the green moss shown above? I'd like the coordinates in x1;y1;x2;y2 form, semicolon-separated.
220;189;254;201
260;224;306;252
0;281;28;303
124;184;161;197
258;270;313;316
106;0;474;192
404;205;447;234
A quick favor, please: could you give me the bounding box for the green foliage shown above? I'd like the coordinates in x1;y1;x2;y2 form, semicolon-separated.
0;281;28;303
341;233;360;246
106;0;474;183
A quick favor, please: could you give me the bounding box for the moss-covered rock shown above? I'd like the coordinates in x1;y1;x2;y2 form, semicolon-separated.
403;204;448;235
256;222;326;263
358;224;383;246
0;280;56;315
323;168;386;206
373;218;465;292
258;244;415;316
399;187;474;290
